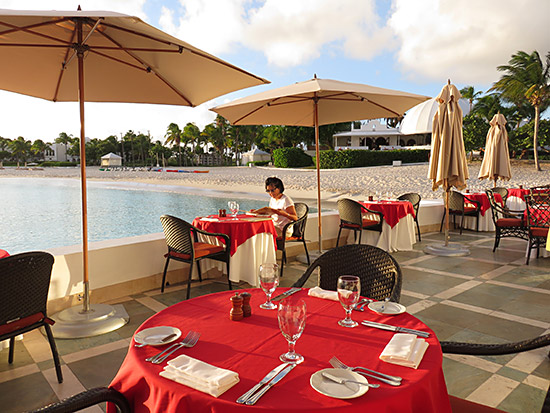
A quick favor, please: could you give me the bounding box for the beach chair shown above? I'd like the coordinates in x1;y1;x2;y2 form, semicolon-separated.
486;189;527;252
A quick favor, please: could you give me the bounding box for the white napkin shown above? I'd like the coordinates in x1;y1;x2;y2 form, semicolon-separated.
379;333;429;369
159;355;239;397
308;286;339;301
201;217;219;222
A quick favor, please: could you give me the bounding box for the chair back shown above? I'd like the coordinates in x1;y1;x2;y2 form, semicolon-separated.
337;198;363;226
160;215;194;255
291;203;309;238
397;193;421;215
448;191;465;212
485;189;503;225
0;251;54;326
525;193;550;230
492;187;508;203
293;244;402;302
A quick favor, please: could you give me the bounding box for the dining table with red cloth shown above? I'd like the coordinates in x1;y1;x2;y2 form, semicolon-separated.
507;188;530;211
461;192;503;231
0;249;9;259
108;289;451;413
192;215;278;286
352;200;416;252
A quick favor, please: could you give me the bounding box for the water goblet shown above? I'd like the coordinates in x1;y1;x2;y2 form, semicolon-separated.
337;275;361;328
231;201;240;218
259;263;279;309
278;298;306;363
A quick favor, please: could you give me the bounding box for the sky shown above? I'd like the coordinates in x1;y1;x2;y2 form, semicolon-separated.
0;0;548;143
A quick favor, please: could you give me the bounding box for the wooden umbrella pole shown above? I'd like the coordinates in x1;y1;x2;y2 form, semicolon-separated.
314;96;322;252
77;20;90;313
445;182;450;247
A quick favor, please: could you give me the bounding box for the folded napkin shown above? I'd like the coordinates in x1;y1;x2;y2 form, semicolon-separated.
379;333;429;369
308;286;339;301
159;355;239;397
201;217;219;222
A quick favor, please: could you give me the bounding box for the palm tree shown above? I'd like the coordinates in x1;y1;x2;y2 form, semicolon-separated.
490;50;550;171
55;132;73;161
471;94;504;122
165;123;183;165
31;139;49;161
0;136;11;167
9;136;31;167
460;86;483;113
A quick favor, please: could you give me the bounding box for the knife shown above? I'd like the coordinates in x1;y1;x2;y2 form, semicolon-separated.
361;320;430;338
244;363;296;405
236;363;288;404
271;287;301;302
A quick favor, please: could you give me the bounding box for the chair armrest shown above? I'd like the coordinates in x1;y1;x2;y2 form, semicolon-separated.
359;206;385;223
28;387;130;413
463;195;482;209
192;228;230;246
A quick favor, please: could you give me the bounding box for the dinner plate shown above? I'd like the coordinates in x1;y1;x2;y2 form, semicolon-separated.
310;368;369;399
134;326;181;346
368;301;406;315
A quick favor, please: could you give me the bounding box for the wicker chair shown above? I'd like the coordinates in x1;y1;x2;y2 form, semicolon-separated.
485;189;527;252
277;202;310;278
160;215;232;300
397;192;422;241
28;386;130;412
524;193;550;265
291;244;402;302
0;251;62;384
491;187;509;204
440;191;482;234
441;334;550;413
336;198;384;247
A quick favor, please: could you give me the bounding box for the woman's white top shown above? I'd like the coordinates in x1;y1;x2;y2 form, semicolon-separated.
269;193;294;231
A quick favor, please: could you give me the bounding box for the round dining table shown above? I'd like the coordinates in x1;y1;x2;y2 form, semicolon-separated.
108;289;451;413
0;249;9;259
461;192;503;231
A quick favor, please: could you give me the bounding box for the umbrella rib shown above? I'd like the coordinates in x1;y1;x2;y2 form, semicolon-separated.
53;27;77;102
0;18;75;46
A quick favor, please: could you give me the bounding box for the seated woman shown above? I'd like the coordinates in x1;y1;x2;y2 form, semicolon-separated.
251;177;298;238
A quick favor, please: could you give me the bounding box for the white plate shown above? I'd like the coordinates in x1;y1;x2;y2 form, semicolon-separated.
310;368;369;399
368;301;406;315
134;326;181;346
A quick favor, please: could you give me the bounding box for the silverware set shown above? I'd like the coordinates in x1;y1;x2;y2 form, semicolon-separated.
145;331;201;364
236;363;297;405
329;356;402;386
353;299;372;311
361;320;430;338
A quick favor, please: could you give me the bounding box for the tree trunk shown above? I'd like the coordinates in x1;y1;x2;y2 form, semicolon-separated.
534;105;541;171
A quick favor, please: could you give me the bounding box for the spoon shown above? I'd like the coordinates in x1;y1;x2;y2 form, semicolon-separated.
134;332;177;348
322;372;380;388
379;297;390;313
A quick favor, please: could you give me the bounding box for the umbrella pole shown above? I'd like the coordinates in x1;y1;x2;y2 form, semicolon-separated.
314;97;323;253
444;186;450;247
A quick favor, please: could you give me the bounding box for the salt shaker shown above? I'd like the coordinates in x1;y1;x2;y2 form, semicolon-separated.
230;293;243;321
240;292;252;317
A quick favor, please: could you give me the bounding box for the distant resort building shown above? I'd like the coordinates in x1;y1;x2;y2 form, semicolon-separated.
101;152;122;167
196;152;224;166
241;147;271;165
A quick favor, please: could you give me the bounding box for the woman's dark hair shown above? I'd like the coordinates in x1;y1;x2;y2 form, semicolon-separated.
265;177;284;193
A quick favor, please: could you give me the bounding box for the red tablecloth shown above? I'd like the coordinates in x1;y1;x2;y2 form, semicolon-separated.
109;289;451;413
0;249;9;259
192;215;277;256
508;188;529;201
463;193;503;216
359;200;415;228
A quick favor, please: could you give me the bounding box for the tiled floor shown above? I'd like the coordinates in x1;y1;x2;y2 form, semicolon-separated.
1;231;549;412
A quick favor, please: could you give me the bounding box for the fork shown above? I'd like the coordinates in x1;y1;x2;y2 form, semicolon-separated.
329;356;402;386
151;331;200;364
145;331;197;363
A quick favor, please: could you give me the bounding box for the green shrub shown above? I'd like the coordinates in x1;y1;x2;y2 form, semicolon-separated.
315;149;430;169
273;148;313;168
41;161;78;167
248;160;270;166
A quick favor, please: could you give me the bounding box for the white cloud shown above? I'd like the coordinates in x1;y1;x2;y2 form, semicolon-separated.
388;0;550;85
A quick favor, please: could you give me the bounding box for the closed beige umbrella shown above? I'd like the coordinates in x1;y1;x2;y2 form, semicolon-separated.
478;113;511;186
0;8;268;337
212;76;429;253
427;81;470;254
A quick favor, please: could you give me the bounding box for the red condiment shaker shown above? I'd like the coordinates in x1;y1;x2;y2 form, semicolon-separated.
230;293;243;321
240;292;252;317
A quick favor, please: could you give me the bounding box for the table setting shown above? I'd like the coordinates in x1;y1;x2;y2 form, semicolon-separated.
108;266;451;412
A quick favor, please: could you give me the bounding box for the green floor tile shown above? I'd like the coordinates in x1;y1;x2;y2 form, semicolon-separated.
442;357;493;398
449;283;527;310
497;383;547;413
68;347;128;389
496;366;529;382
0;372;58;413
401;268;466;296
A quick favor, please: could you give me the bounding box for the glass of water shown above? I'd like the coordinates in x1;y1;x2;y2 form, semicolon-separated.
259;263;279;309
337;275;361;328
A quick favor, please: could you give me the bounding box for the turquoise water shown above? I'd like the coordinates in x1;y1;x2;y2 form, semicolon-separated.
0;178;271;254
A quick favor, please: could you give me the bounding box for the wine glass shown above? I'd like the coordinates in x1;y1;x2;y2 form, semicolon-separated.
337;275;361;328
278;298;306;363
228;201;239;219
259;263;279;309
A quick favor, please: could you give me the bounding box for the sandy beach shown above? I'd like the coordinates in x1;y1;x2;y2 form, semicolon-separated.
1;161;548;204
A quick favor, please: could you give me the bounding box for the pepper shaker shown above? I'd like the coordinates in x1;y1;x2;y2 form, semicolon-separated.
230;293;243;321
240;292;252;317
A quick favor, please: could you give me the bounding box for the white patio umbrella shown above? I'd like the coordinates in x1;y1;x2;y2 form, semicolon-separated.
212;76;429;253
0;8;268;337
478;113;511;186
400;97;470;135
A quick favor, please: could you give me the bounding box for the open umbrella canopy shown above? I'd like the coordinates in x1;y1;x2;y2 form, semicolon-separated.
400;96;470;135
0;9;268;106
428;83;469;191
478;113;511;184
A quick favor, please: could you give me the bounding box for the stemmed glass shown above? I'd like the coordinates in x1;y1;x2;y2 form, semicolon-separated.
337;275;361;328
228;201;240;219
278;298;306;363
259;263;279;309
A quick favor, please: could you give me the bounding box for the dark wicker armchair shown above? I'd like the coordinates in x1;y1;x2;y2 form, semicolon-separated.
277;202;310;278
292;244;402;302
336;198;384;247
160;215;232;299
397;192;422;241
486;189;527;252
491;187;509;204
28;386;130;412
440;191;482;234
524;193;550;265
0;251;62;384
